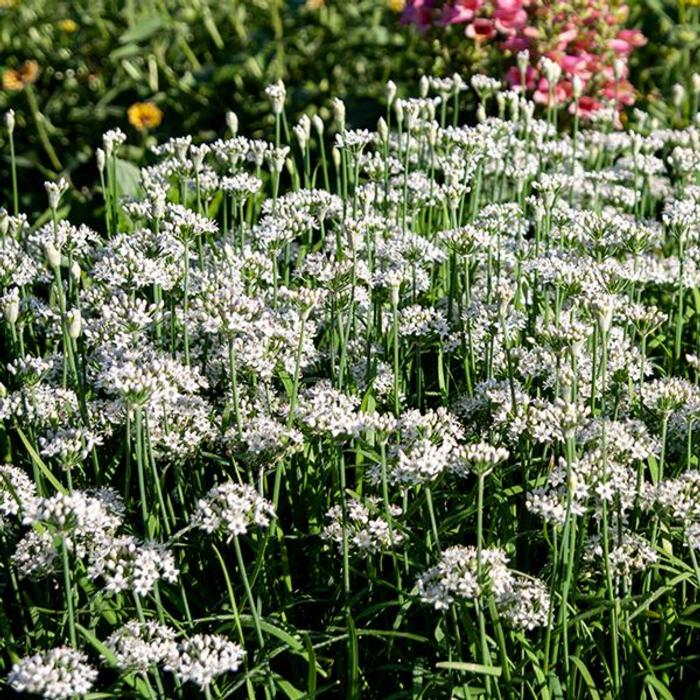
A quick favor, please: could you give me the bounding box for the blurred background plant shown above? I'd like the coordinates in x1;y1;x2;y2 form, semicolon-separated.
630;0;700;124
0;0;698;217
0;0;444;216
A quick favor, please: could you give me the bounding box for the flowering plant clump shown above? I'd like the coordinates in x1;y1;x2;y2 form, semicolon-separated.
3;73;700;698
402;0;646;117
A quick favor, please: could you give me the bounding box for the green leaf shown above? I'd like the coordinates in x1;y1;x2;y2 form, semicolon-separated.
275;678;304;700
120;16;167;44
109;43;142;61
436;661;502;677
15;425;66;494
569;656;601;700
645;676;675;700
115;158;142;198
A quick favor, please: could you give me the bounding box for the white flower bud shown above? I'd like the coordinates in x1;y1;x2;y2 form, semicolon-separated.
5;109;15;135
377;117;388;143
332;98;346;131
496;92;505;116
44;241;61;268
70;260;81;281
476;104;486;123
67;309;82;339
96;148;106;174
517;50;529;74
312;114;324;136
332;146;341;169
226;111;239;136
45;178;69;211
293;123;308;149
385;80;397;106
672;83;686;108
419;75;429;98
265;80;287;115
572;75;583;100
390;283;400;307
3;291;19;325
394;100;404;126
427;121;437;147
692;73;700;95
613;58;625;81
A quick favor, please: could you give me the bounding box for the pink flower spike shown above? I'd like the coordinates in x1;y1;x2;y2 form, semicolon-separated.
440;0;482;26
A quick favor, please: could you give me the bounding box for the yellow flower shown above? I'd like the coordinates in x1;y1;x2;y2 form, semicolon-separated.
57;19;79;33
387;0;406;11
305;0;325;8
0;0;18;8
2;60;39;92
687;0;700;6
127;102;163;131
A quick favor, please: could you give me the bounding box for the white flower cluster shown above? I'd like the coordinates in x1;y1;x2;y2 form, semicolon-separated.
322;496;404;556
193;481;276;539
8;647;98;699
417;546;549;630
88;536;179;596
164;633;245;690
0;463;37;527
106;620;178;673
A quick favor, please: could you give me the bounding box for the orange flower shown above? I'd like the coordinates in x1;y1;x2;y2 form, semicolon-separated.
2;60;40;92
127;102;163;131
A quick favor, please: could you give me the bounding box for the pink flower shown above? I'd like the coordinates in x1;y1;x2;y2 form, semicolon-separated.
609;28;646;55
505;64;538;91
501;34;531;51
569;95;603;119
602;78;636;106
533;77;572;106
401;0;436;30
493;0;528;34
554;27;578;50
466;17;497;41
440;0;482;25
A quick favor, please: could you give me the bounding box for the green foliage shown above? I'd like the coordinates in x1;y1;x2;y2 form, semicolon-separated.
0;0;441;214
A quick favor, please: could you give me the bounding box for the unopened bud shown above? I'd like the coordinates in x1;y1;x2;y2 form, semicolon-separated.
332;98;346;131
693;73;700;95
4;109;15;135
377;117;388;143
3;292;19;325
67;308;82;339
572;75;583;100
613;58;625;81
332;146;341;169
45;242;61;268
394;100;404;126
496;92;505;117
385;80;397;106
672;83;686;108
419;75;429;98
312;114;324;136
476;103;486;123
70;260;81;281
226;111;239;136
96;147;106;174
390;283;400;307
517;49;529;74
